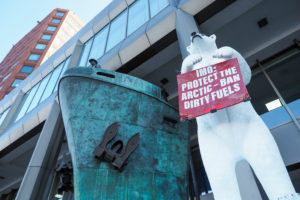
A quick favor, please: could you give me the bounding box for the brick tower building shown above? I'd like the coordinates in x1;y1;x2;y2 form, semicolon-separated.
0;8;84;100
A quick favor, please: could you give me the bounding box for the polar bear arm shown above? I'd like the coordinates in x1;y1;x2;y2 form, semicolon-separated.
181;54;202;74
217;46;251;85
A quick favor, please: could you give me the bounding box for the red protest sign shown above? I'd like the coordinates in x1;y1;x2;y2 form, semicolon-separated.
177;58;250;120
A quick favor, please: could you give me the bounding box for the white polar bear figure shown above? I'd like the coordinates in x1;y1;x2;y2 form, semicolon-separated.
181;32;299;200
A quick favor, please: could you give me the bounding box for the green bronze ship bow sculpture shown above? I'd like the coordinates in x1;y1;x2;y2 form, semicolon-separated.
58;66;190;199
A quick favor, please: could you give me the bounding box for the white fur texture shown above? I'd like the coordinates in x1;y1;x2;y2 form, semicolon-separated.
181;34;299;200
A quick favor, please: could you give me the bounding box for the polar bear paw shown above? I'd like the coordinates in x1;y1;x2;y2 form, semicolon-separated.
274;193;300;200
212;48;234;59
181;53;202;73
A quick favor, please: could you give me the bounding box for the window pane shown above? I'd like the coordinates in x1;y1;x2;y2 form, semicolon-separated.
56;12;65;17
15;83;40;122
127;0;149;35
79;39;93;66
20;65;34;73
41;34;52;40
0;107;10;126
54;57;70;92
106;11;127;52
28;54;40;61
46;26;57;32
35;43;47;50
26;74;51;113
39;62;64;103
88;26;109;61
51;19;61;24
149;0;168;17
11;79;23;87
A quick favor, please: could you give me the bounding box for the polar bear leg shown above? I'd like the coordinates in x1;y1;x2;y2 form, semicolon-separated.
242;122;297;200
198;132;242;200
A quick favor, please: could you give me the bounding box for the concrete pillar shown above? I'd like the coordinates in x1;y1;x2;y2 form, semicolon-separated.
15;102;64;200
175;9;200;59
175;9;263;200
68;40;84;68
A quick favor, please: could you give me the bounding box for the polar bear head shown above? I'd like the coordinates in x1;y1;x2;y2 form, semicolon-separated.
186;32;218;55
182;32;252;85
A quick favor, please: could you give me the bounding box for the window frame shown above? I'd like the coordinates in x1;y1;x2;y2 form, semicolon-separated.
127;0;150;36
105;10;128;52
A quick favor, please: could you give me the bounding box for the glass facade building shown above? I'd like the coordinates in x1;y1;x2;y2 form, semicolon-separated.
0;8;84;101
0;0;299;199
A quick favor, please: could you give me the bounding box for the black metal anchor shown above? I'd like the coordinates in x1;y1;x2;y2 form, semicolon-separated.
93;122;140;170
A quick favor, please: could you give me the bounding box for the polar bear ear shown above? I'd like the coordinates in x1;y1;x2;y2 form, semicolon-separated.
209;34;216;41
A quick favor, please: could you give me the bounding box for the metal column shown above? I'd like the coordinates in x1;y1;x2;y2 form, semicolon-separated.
15;102;65;200
175;9;201;200
175;9;201;59
257;60;300;131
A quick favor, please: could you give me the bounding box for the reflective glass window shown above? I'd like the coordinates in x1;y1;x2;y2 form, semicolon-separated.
149;0;168;17
79;38;93;66
54;57;70;92
106;10;127;52
127;0;149;35
41;34;52;40
51;19;61;24
11;79;23;87
39;62;64;103
46;26;57;32
56;12;65;17
20;65;34;73
0;107;10;126
28;54;40;61
26;73;51;113
88;26;109;61
15;83;40;122
35;43;47;50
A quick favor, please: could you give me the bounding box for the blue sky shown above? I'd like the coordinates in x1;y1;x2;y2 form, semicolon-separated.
0;0;112;63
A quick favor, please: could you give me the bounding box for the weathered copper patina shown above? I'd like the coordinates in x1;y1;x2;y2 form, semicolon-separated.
58;67;190;200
